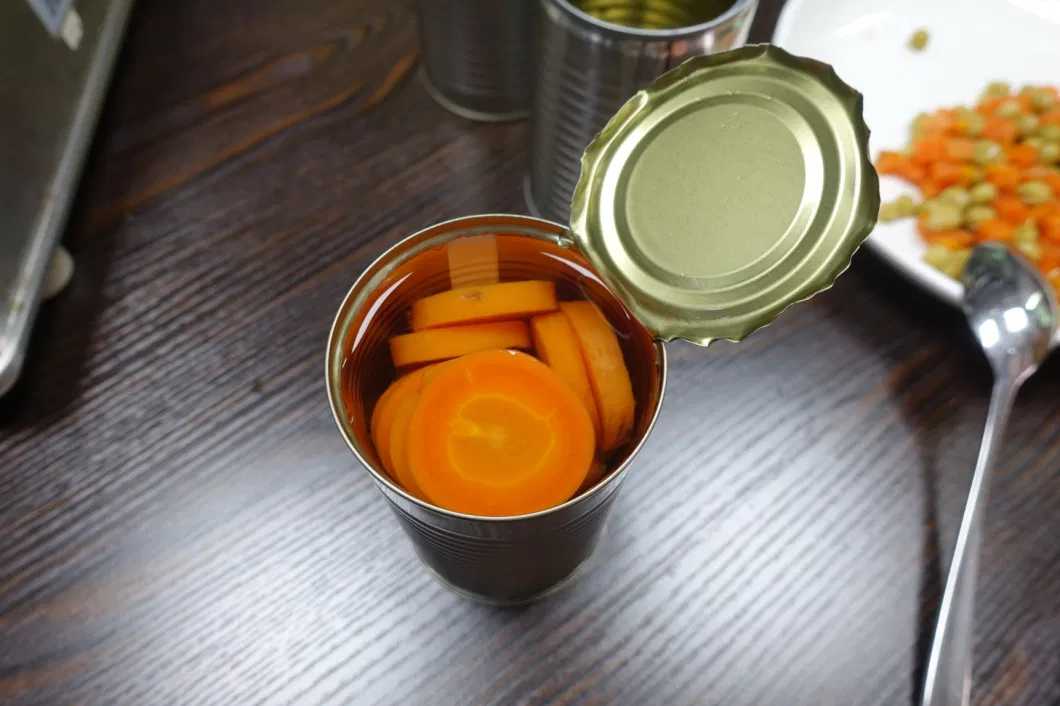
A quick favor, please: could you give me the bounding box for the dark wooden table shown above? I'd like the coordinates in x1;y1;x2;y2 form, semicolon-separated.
3;1;1059;704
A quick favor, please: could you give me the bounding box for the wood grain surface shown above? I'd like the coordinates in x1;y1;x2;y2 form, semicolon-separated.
2;1;1058;704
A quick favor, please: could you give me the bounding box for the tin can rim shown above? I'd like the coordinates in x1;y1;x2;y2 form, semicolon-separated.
568;44;879;346
547;0;759;40
325;213;668;524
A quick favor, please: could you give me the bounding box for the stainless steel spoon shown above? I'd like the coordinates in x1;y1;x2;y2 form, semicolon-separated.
921;243;1056;706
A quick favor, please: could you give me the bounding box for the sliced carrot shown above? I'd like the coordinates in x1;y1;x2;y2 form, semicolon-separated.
929;162;978;187
1007;144;1039;167
371;379;407;475
976;97;1007;116
982;118;1019;145
407;349;595;516
371;366;436;476
896;163;926;183
1040;109;1060;127
1041;241;1060;272
876;151;926;184
1042;215;1060;243
976;218;1015;243
897;162;926;184
446;235;499;289
945;137;976;162
389;389;427;500
984;163;1022;191
372;360;458;491
922;229;974;249
993;196;1030;225
1029;203;1058;226
1044;173;1060;197
919;111;957;136
560;301;636;453
910;136;947;165
876;150;905;173
410;280;557;331
921;180;943;198
390;320;531;368
1023;166;1055;181
530;312;602;444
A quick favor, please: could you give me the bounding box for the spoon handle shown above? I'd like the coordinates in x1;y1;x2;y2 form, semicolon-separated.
921;379;1018;706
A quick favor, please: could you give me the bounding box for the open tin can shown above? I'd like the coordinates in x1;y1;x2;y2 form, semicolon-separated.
528;0;759;222
416;0;536;121
326;45;880;605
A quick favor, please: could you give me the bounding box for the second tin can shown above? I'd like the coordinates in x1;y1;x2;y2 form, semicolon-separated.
416;0;537;122
528;0;759;222
327;45;880;605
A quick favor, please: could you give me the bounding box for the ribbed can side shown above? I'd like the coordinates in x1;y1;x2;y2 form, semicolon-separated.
417;0;536;121
527;0;757;222
386;478;623;604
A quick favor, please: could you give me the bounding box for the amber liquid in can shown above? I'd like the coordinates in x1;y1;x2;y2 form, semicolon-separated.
338;232;658;501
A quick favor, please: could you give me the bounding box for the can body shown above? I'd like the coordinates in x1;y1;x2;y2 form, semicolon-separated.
326;215;666;605
527;0;758;222
416;0;537;122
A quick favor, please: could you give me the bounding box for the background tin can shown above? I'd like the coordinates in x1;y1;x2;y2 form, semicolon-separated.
326;214;666;605
526;0;759;222
416;0;537;122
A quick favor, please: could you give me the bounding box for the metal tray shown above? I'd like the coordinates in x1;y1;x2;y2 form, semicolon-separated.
0;0;135;397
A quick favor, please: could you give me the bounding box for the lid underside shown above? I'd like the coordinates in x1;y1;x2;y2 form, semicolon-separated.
569;44;880;345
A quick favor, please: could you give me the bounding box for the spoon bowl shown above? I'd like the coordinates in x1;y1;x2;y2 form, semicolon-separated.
962;244;1057;381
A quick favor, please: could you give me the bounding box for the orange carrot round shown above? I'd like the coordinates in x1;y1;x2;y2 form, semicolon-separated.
993;196;1030;225
559;301;636;453
389;389;427;500
982;118;1019;145
922;229;974;249
1042;214;1060;243
530;312;602;444
944;137;975;162
1029;203;1058;227
930;162;978;187
977;218;1015;242
984;163;1022;191
371;368;433;475
911;136;947;165
389;320;531;368
1007;144;1038;168
410;280;558;331
407;350;595;516
876;151;926;184
1044;173;1060;197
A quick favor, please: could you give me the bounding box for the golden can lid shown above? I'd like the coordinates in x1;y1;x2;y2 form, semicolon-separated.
569;44;880;345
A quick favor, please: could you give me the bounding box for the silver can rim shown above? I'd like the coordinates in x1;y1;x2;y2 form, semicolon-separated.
546;0;759;40
325;213;668;524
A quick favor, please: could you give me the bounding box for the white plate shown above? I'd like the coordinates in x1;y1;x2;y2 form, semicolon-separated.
773;0;1060;307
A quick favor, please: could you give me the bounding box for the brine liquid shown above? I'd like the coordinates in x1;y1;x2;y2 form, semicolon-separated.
573;0;738;30
339;231;661;479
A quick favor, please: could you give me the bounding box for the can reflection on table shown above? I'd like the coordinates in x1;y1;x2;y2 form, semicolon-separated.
416;0;537;122
527;0;758;222
326;215;666;605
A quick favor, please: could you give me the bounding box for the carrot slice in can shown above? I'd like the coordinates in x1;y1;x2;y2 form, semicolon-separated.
407;350;595;516
560;301;635;453
410;280;557;331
